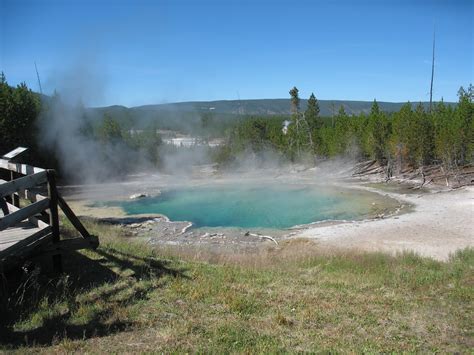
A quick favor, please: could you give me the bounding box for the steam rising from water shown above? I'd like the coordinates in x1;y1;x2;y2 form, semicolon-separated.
37;62;160;182
37;64;358;184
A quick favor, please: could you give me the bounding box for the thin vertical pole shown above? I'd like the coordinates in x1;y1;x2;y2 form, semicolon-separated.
35;61;43;95
429;30;435;113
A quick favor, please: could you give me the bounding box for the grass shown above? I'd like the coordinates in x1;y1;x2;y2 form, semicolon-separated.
0;219;473;353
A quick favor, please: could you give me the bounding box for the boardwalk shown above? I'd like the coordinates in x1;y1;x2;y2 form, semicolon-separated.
0;147;98;271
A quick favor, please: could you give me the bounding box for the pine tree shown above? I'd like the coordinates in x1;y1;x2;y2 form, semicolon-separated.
0;73;40;153
287;87;314;160
370;99;380;116
456;85;474;164
289;87;300;115
364;99;389;161
305;93;320;131
98;114;123;144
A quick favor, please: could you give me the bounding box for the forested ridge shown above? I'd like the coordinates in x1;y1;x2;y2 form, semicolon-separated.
1;72;472;181
216;86;473;177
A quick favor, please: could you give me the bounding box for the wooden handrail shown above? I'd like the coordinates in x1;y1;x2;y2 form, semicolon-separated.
0;171;48;198
0;180;48;203
1;147;99;271
5;201;49;228
0;158;45;175
0;198;50;231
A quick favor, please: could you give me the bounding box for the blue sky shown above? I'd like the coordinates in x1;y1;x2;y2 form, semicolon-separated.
1;0;472;107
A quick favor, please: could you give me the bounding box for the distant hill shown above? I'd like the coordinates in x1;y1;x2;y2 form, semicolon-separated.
84;98;456;132
95;98;455;117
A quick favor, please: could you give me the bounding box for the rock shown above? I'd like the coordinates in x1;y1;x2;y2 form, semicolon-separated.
129;193;148;199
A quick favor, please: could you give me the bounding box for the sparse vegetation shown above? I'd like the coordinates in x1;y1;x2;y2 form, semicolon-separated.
1;219;472;352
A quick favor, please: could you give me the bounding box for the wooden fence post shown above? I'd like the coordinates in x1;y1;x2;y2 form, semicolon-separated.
10;171;20;208
47;170;62;272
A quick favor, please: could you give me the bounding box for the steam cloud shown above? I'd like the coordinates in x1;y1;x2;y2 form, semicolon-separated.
37;64;357;184
37;62;138;183
36;63;219;182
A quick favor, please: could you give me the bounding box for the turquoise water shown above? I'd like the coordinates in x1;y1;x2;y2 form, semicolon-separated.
114;184;382;229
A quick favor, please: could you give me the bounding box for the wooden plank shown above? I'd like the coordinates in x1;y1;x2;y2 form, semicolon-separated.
0;198;50;231
0;234;36;246
0;233;53;270
0;222;38;246
2;147;28;160
0;171;47;198
0;159;45;175
1;179;50;203
6;202;49;228
1;232;37;246
0;240;21;251
57;195;91;239
0;225;51;259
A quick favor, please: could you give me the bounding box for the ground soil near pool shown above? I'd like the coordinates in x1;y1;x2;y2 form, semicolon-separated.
294;185;474;261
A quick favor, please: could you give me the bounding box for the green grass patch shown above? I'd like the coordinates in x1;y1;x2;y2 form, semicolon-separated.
0;219;472;353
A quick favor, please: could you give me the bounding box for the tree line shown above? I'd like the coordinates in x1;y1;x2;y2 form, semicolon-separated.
0;72;224;179
216;86;473;174
0;72;40;157
1;71;472;178
0;73;163;177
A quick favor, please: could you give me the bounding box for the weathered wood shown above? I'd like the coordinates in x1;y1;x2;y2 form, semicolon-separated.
0;171;47;198
0;158;45;175
0;233;51;270
2;147;28;160
0;182;47;203
0;198;50;231
0;180;46;203
0;151;99;270
0;225;52;259
57;195;91;239
245;231;279;245
0;222;38;246
6;202;49;228
353;160;378;176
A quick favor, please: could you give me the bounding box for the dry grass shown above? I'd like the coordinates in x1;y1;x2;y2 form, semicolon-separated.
1;219;472;353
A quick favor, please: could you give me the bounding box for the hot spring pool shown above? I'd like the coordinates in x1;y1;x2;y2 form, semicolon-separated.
106;184;395;229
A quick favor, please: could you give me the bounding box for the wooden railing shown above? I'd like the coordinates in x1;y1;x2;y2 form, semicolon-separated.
0;149;99;271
